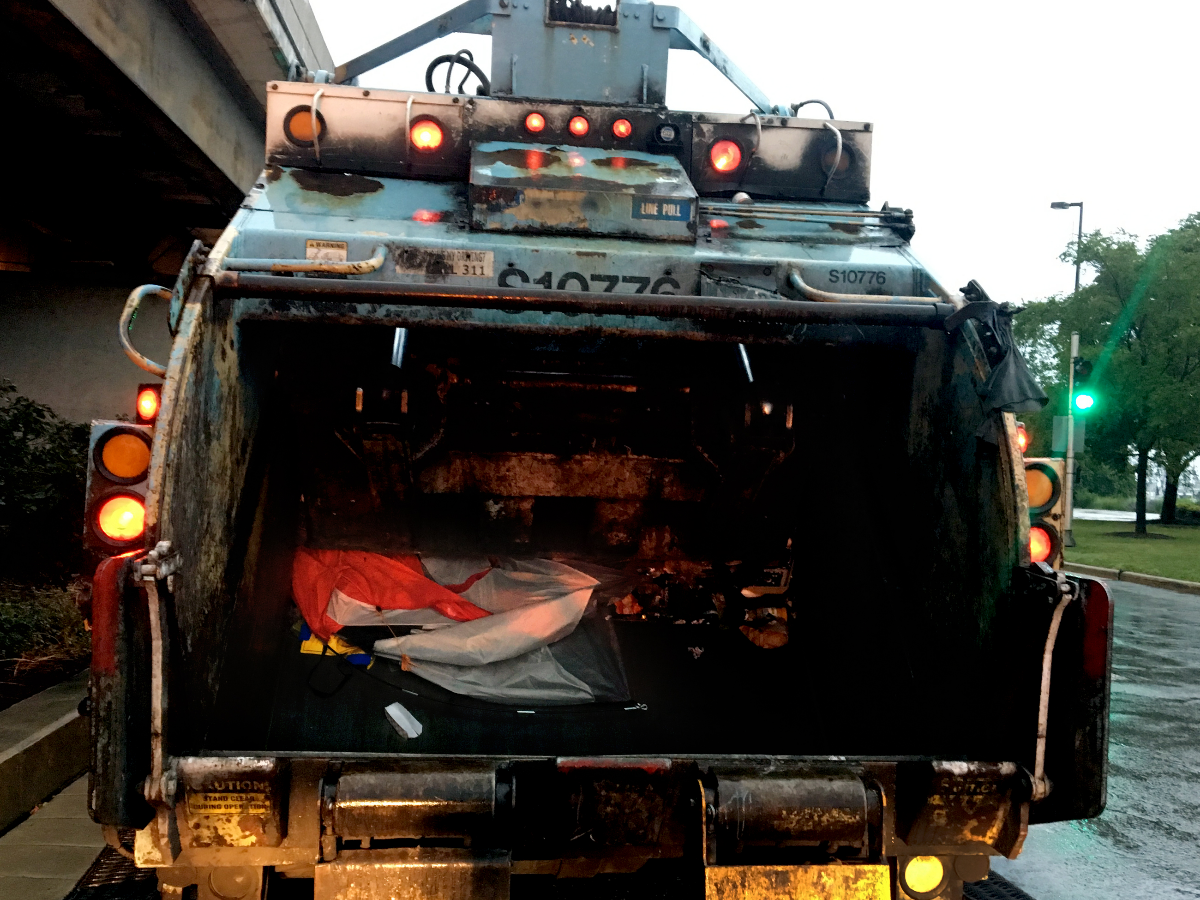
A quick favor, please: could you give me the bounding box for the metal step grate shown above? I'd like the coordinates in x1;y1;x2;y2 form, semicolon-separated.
965;872;1040;900
64;829;157;900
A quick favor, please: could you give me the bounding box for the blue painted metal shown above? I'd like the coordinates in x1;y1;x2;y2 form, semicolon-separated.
228;165;934;313
469;142;697;241
331;0;775;114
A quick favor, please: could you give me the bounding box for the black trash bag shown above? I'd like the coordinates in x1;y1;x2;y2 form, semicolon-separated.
953;281;1049;414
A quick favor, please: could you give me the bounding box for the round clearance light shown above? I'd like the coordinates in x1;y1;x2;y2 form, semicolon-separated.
96;429;152;484
1025;461;1062;516
710;139;743;172
283;105;326;147
902;856;947;898
568;115;590;137
1030;524;1058;564
136;388;160;421
1016;423;1029;454
822;146;852;176
96;495;146;543
410;119;444;151
612;118;633;139
657;123;678;143
525;112;546;133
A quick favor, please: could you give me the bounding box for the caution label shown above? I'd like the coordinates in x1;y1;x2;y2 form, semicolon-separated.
306;239;348;262
187;792;271;816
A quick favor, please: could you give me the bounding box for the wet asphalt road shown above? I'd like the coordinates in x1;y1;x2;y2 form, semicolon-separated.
992;580;1200;899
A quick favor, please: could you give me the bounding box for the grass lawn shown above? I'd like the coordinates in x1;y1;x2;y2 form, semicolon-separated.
1066;519;1200;582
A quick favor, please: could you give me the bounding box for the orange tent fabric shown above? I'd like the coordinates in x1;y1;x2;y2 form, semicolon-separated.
292;549;491;640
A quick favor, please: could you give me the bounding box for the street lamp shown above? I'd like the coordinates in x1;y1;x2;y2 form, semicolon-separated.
1051;201;1084;295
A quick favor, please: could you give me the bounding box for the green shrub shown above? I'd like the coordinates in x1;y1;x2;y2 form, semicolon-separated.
0;381;89;583
0;582;90;663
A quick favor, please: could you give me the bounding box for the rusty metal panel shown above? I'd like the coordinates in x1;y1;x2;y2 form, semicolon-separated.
705;864;889;900
332;766;496;840
417;451;703;501
178;758;287;849
314;848;510;900
716;774;871;847
895;762;1026;858
470;142;697;241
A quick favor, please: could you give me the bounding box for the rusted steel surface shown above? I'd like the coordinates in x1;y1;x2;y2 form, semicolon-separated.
704;864;889;900
215;273;954;329
418;451;703;500
178;757;287;849
714;773;873;848
895;762;1027;859
314;848;511;900
331;765;496;840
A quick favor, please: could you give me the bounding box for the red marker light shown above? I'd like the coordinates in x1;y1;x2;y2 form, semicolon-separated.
412;209;443;223
710;140;742;172
709;218;729;229
410;120;443;151
612;118;633;139
568;116;590;137
1030;526;1053;564
97;495;146;542
525;112;546;133
1016;424;1029;454
135;386;161;424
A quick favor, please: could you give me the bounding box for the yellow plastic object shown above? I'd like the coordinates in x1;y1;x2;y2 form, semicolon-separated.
705;865;888;900
301;632;364;657
100;433;151;480
903;856;945;894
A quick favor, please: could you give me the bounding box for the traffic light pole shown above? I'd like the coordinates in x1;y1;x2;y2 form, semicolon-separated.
1064;331;1079;547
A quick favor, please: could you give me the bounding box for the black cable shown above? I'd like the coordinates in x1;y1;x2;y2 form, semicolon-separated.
790;99;835;119
425;51;491;96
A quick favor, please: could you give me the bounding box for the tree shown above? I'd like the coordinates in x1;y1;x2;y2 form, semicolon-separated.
1014;217;1200;534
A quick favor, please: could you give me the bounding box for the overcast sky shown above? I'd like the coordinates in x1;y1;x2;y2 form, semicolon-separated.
309;0;1200;305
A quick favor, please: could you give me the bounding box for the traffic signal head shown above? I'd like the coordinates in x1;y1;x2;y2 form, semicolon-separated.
1072;358;1095;412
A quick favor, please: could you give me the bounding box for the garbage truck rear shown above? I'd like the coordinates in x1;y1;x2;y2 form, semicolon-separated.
83;2;1113;898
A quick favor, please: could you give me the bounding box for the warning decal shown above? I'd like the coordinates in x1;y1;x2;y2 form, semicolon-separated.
187;792;271;816
305;239;348;262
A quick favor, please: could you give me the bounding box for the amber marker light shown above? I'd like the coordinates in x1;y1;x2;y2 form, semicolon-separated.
525;112;546;133
100;433;151;482
568;115;590;137
97;495;146;542
136;388;160;422
902;856;946;897
1030;525;1054;564
710;139;742;172
612;118;633;139
410;119;443;151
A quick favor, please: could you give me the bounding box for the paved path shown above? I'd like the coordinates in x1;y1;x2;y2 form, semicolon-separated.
0;776;103;900
993;580;1200;899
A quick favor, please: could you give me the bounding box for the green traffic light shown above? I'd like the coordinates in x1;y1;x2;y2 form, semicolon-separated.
1074;392;1095;411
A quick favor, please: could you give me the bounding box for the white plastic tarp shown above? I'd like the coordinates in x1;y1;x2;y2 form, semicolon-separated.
366;557;602;703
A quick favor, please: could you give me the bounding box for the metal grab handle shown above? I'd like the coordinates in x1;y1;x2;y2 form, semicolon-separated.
787;269;942;304
223;245;387;275
119;285;172;377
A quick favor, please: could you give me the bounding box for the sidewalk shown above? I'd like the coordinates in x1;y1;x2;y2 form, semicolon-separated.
0;775;104;900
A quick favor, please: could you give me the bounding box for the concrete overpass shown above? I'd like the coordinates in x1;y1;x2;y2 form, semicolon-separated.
0;0;333;420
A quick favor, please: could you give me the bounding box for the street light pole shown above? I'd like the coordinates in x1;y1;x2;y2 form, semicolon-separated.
1064;331;1079;548
1051;201;1085;548
1050;201;1084;295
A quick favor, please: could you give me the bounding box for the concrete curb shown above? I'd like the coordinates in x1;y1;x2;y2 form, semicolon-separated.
1064;563;1200;596
0;671;90;833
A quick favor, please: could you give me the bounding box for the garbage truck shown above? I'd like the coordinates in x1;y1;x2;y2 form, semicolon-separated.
83;2;1113;898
